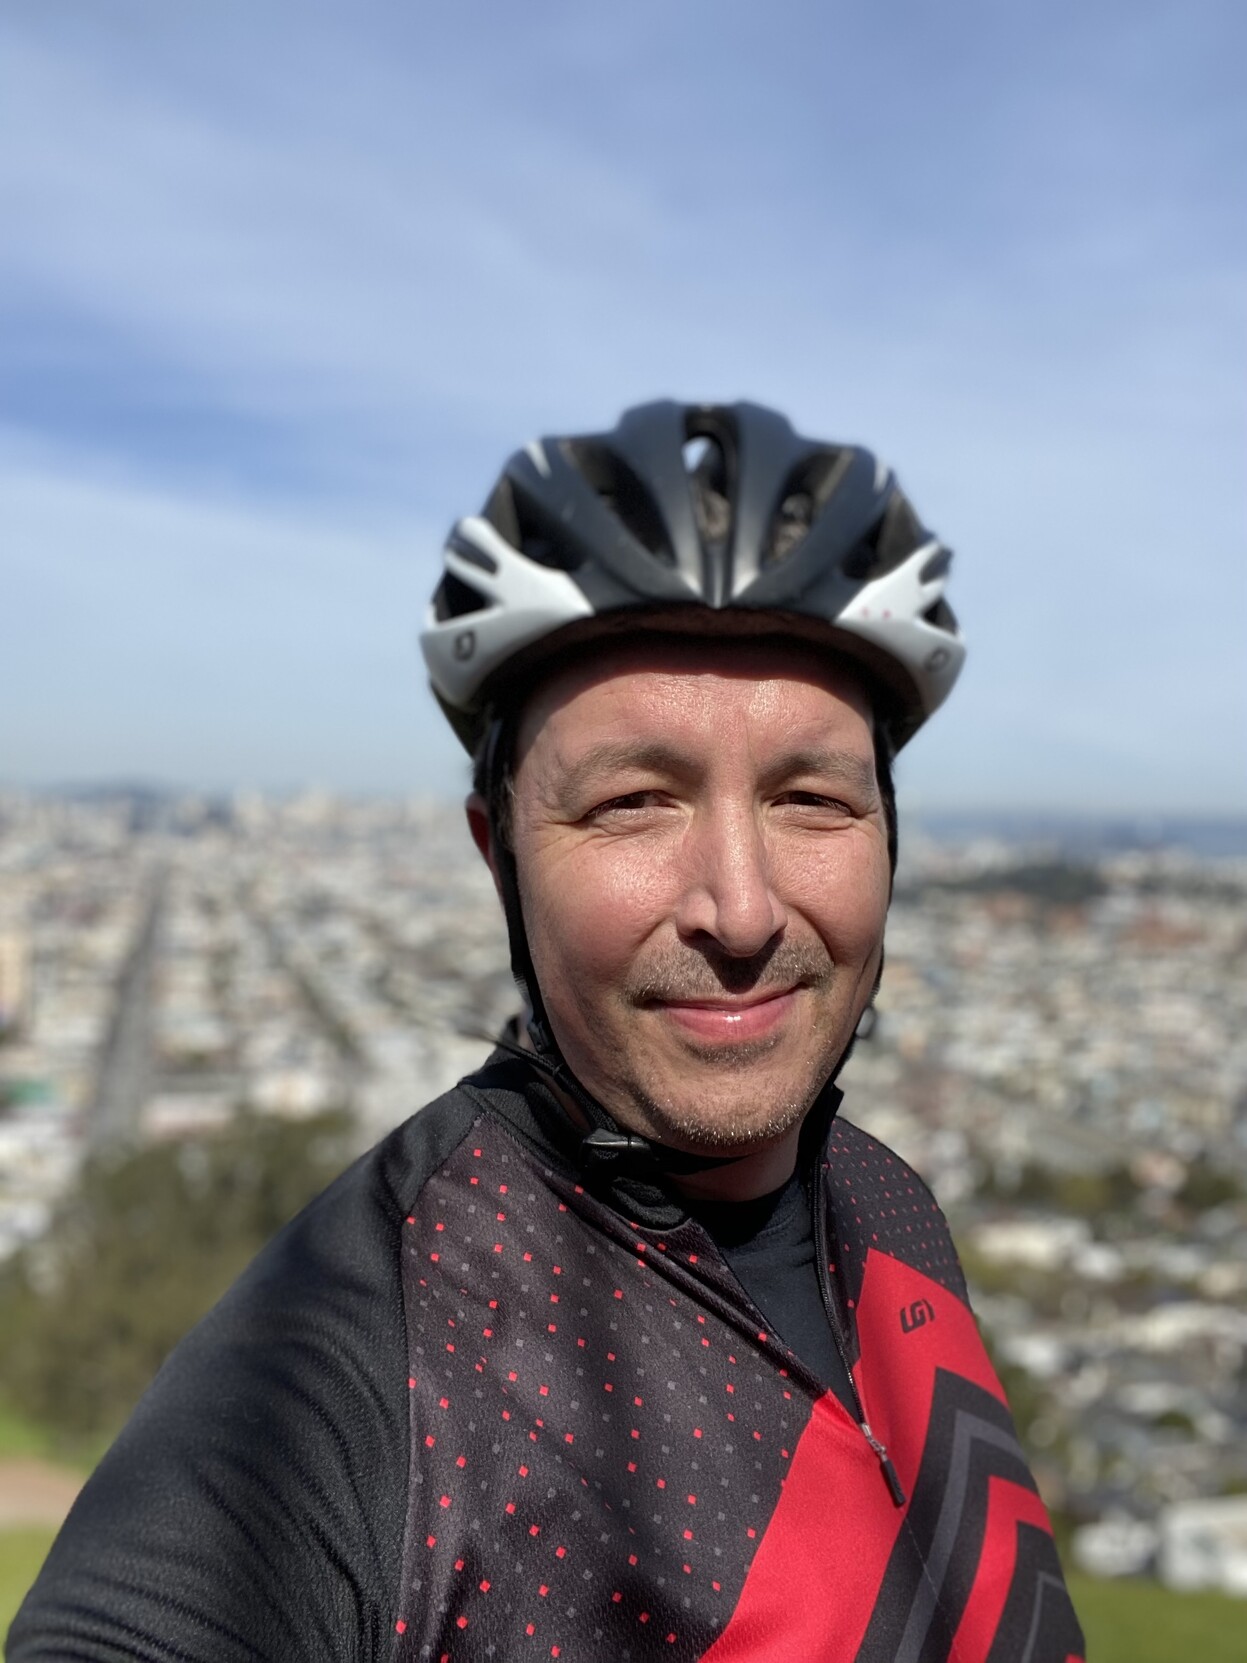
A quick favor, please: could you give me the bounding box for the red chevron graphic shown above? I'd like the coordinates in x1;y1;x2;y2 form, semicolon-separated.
952;1476;1065;1662
705;1249;1082;1662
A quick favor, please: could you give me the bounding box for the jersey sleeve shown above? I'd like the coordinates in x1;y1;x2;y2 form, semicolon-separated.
6;1151;411;1663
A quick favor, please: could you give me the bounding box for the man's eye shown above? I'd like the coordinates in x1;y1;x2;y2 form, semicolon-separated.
594;792;659;814
779;792;854;813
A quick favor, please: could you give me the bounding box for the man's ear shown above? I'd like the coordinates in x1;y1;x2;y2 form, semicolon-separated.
465;793;502;898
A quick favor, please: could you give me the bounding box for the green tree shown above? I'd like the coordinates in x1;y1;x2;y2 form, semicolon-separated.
1176;1161;1241;1213
0;1112;353;1450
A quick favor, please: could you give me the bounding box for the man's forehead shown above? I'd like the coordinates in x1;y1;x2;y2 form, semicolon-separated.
515;633;878;760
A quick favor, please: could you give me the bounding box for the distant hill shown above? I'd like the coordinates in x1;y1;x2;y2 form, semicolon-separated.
6;785;1246;860
912;812;1247;859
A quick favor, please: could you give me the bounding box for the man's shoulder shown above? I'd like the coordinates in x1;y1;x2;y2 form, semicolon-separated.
824;1112;970;1305
369;1060;533;1211
221;1055;541;1318
5;1074;515;1662
291;1079;485;1246
115;1074;499;1473
200;1080;483;1317
826;1113;941;1202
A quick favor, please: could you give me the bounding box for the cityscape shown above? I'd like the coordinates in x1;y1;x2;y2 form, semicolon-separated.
1;788;1245;1599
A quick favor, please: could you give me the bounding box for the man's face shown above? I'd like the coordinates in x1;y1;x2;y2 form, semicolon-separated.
492;637;891;1155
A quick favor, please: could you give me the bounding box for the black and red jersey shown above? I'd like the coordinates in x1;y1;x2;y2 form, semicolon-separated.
10;1054;1085;1662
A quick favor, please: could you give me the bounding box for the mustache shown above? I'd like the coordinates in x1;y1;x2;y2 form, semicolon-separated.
624;939;832;1004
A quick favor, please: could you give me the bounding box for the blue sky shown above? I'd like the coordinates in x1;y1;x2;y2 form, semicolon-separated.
3;0;1244;812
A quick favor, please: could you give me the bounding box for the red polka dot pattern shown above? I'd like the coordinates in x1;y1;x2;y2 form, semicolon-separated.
392;1110;974;1659
394;1119;808;1660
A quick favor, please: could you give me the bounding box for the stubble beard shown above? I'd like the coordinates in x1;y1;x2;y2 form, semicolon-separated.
605;938;849;1154
622;1064;823;1153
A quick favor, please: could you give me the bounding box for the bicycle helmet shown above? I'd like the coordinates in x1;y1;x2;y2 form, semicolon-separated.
421;399;964;755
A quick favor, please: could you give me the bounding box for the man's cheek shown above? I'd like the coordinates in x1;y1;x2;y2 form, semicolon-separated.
573;843;673;918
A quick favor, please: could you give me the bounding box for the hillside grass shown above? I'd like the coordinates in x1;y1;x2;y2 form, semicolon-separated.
1;1528;56;1644
0;1408;96;1643
0;1403;109;1474
1068;1572;1245;1661
0;1407;59;1463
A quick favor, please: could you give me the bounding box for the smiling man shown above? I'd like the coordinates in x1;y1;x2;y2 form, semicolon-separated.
485;638;891;1163
11;403;1084;1662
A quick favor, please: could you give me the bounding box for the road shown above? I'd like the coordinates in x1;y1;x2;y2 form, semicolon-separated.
86;864;167;1147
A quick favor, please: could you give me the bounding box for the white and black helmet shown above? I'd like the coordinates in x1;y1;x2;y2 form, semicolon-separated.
421;399;964;754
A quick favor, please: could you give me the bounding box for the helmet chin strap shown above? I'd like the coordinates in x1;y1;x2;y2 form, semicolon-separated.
481;717;867;1181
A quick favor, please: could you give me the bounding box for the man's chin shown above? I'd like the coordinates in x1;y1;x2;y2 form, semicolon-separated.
666;1033;787;1071
615;1067;823;1155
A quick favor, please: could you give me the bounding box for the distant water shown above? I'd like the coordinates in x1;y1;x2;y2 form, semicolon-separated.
913;813;1247;859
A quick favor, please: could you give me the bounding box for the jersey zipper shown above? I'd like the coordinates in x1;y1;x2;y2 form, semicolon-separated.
810;1160;907;1509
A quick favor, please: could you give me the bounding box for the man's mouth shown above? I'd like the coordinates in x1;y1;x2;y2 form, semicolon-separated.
648;985;801;1044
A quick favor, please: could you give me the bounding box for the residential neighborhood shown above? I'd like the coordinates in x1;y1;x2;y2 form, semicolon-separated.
1;788;1244;1597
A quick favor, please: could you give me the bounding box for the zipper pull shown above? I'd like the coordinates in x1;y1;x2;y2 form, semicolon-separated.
860;1420;907;1508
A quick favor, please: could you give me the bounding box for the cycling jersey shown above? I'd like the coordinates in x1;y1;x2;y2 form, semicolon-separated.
685;1166;858;1414
9;1053;1085;1662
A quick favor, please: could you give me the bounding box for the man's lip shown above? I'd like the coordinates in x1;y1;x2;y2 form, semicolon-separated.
647;986;801;1042
649;986;798;1012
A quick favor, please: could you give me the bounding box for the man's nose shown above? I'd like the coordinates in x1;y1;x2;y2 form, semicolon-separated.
673;809;787;956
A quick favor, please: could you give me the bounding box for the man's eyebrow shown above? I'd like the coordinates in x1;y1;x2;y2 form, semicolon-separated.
545;740;697;804
765;747;879;794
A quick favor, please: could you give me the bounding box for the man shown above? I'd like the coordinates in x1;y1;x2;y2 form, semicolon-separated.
11;402;1084;1661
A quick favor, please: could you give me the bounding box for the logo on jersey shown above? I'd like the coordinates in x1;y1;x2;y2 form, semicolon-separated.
899;1297;936;1334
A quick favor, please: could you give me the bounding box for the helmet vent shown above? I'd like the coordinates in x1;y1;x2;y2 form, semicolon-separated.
506;481;583;573
921;596;958;634
447;531;498;574
843;490;927;583
686;438;730;548
760;450;845;567
563;439;676;566
682;436;712;475
919;546;952;584
763;491;814;565
433;571;490;622
842;535;880;581
520;531;581;572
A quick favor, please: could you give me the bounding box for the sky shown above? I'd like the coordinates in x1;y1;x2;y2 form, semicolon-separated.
3;0;1244;814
